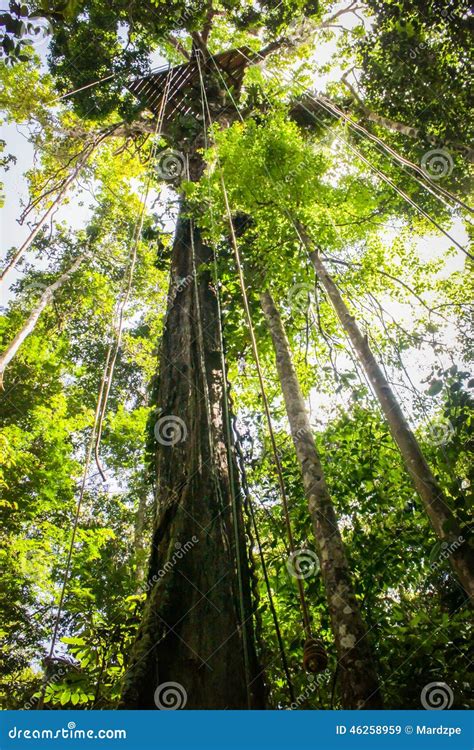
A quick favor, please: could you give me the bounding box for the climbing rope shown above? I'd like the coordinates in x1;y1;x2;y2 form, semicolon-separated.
221;182;330;677
231;47;473;259
93;66;173;480
37;67;173;709
233;421;296;703
210;235;253;710
195;51;313;639
201;123;295;696
36;352;110;709
187;180;252;711
195;52;321;699
315;95;473;216
220;174;313;639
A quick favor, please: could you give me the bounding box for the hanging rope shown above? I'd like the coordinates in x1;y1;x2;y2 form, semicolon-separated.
315;95;473;216
220;177;329;678
36;352;110;709
229;47;472;260
201;79;295;703
211;239;253;711
37;68;174;709
233;421;296;704
221;175;313;639
196;52;316;696
195;56;292;560
93;66;173;480
196;51;313;639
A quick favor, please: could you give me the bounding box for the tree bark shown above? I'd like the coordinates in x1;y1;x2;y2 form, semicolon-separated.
120;184;265;709
260;289;383;710
133;483;151;585
0;254;85;386
309;248;474;599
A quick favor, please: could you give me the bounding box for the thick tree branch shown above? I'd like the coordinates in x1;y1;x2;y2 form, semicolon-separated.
320;1;364;29
340;76;474;162
191;31;209;58
201;3;217;44
166;34;190;60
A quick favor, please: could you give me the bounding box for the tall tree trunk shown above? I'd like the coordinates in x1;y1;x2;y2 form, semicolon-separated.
260;289;383;710
0;254;85;386
309;248;474;598
120;178;265;709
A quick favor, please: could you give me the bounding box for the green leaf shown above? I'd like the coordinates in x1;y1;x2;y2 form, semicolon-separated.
427;380;443;396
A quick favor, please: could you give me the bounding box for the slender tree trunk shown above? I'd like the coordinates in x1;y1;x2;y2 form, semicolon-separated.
260;289;383;710
133;483;151;584
1;145;95;285
0;254;85;386
309;248;474;598
120;173;265;709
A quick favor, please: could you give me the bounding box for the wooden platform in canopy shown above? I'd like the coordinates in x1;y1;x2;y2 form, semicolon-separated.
128;46;253;121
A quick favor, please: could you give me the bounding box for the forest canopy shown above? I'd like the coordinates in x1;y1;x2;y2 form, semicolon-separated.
0;0;472;713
